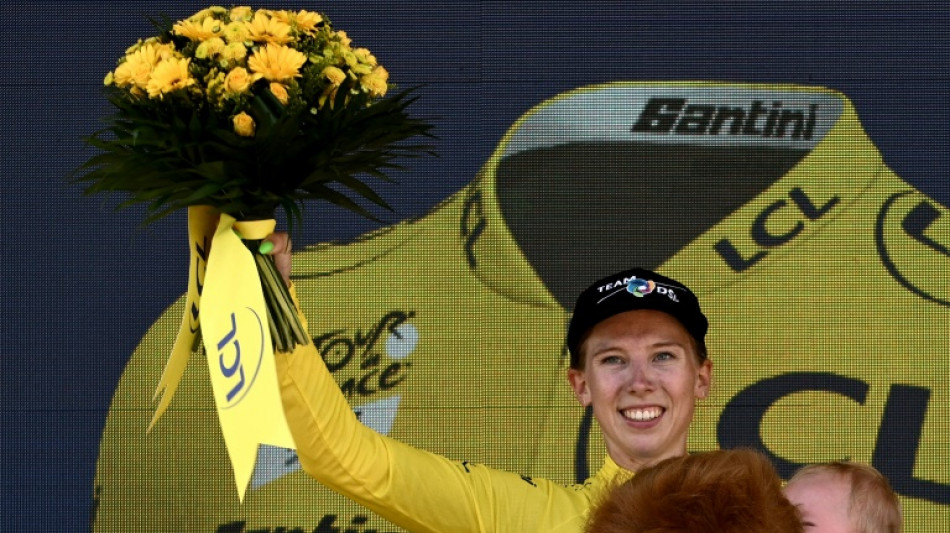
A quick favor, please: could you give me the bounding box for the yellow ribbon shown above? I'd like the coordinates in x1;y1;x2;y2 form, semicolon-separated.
150;206;296;501
149;205;218;430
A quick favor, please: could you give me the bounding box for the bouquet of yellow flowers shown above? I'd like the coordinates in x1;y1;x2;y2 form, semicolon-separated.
81;5;432;224
74;9;434;488
76;6;433;353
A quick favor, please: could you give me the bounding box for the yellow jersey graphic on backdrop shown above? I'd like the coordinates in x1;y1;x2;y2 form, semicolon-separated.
93;83;948;532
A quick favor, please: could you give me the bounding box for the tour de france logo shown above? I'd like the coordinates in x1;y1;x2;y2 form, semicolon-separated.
627;278;657;297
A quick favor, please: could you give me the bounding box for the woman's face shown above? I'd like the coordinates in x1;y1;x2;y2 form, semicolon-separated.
567;309;712;471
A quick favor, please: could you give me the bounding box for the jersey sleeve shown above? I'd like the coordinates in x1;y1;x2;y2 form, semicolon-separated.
275;288;583;533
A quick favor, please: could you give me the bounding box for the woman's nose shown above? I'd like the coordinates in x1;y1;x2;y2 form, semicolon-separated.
626;362;656;392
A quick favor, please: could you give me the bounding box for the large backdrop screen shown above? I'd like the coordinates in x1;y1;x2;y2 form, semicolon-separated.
2;2;947;532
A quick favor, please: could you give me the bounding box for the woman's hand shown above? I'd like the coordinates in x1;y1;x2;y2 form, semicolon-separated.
263;232;292;285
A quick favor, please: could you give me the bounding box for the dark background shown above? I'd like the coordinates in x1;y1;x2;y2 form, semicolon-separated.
1;1;947;530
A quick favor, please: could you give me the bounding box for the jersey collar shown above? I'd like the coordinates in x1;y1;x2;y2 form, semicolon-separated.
463;82;884;308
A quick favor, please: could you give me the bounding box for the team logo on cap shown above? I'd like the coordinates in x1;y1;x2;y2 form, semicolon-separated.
627;278;656;297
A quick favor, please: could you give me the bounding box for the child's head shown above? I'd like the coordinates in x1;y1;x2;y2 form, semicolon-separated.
586;449;803;533
784;462;902;533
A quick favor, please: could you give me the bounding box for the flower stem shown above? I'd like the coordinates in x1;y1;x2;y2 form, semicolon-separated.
249;242;309;353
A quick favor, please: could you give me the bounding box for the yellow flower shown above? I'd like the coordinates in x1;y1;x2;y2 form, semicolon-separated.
344;49;373;76
224;67;260;94
103;72;114;86
229;6;253;21
188;6;227;22
113;43;170;89
142;42;176;62
319;66;347;108
124;38;145;55
221;42;248;62
269;82;289;105
335;30;352;47
248;44;307;81
353;47;378;67
294;10;324;32
273;9;323;33
322;66;346;86
195;37;226;59
173;17;222;41
246;12;293;45
156;43;178;60
146;58;195;98
270;10;292;24
360;65;389;98
222;21;250;43
255;9;279;18
112;61;144;88
205;70;226;99
233;112;255;137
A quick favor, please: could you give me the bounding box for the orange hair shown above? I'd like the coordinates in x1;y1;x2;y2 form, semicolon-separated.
788;462;902;533
586;449;802;533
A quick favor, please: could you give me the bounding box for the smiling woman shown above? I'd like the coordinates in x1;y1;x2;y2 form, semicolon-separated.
567;308;711;472
275;262;715;533
565;268;713;472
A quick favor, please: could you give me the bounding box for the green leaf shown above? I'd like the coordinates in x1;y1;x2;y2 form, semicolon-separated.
333;175;393;210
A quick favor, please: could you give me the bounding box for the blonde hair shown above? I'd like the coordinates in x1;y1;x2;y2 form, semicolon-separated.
788;462;902;533
586;449;802;533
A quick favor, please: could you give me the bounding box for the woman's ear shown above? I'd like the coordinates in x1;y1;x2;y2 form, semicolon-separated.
567;368;592;407
695;359;713;399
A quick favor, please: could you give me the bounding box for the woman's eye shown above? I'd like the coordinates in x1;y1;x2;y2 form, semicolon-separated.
654;352;675;362
600;355;624;365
